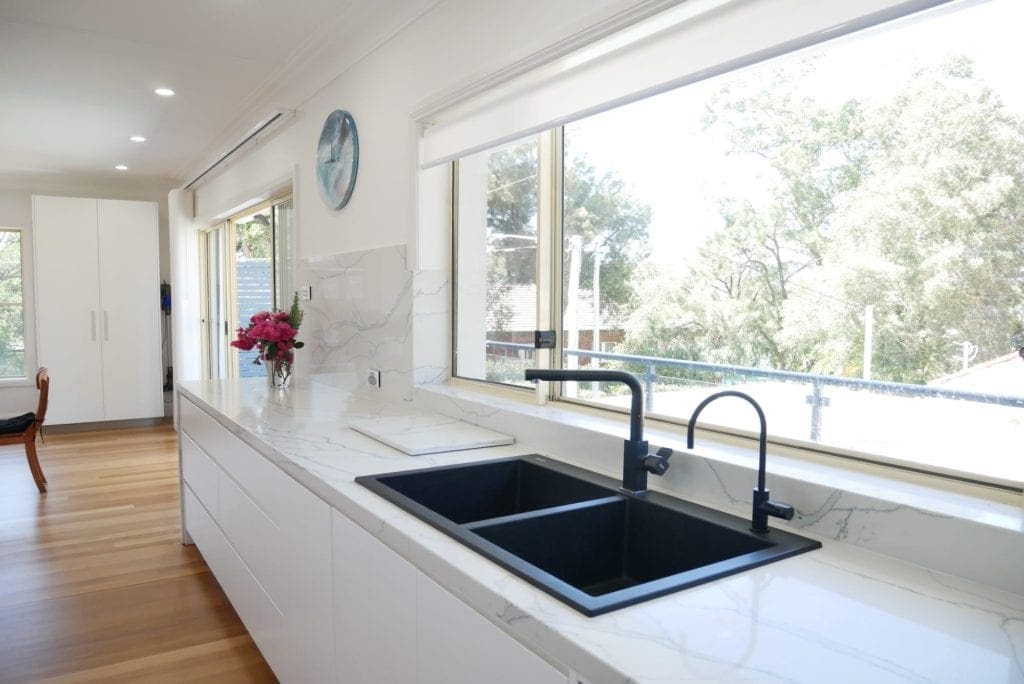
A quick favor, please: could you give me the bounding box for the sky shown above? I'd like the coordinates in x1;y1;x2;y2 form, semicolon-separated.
564;0;1024;268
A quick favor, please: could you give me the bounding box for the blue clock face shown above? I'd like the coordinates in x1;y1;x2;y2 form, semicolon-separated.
316;110;359;210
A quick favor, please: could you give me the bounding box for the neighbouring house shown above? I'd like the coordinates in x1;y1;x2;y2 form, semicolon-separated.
486;283;628;358
929;351;1024;395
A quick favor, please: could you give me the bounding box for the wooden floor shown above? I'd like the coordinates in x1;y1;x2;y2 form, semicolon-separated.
0;424;276;683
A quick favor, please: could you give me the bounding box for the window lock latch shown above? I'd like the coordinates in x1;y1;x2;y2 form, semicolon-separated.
534;330;556;349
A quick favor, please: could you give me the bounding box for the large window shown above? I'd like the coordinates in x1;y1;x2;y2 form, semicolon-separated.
0;230;25;378
453;0;1024;487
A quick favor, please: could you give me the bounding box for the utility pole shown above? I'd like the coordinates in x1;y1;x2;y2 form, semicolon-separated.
863;305;874;380
592;245;602;357
590;243;605;397
564;235;582;397
959;341;978;371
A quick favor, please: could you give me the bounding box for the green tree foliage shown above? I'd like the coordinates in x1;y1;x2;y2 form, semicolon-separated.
235;220;272;259
814;56;1024;381
485;141;539;332
624;55;1024;383
563;140;652;307
485;138;652;312
0;232;24;377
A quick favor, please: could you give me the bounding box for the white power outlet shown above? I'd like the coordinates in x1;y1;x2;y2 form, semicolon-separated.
366;369;382;389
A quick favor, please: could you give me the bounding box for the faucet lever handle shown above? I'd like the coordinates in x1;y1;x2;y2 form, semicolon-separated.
642;447;672;476
761;500;795;521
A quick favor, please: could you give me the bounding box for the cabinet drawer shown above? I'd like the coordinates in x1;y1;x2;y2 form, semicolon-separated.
183;486;288;680
218;469;288;600
180;434;218;518
180;398;228;461
217;470;334;681
180;398;315;525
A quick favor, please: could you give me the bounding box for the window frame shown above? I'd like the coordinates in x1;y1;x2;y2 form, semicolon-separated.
0;227;31;383
449;123;1024;494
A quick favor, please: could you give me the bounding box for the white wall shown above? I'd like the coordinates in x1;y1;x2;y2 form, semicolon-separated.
0;175;174;414
174;0;661;384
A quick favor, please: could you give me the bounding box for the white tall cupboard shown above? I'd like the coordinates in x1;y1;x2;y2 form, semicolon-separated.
32;195;163;424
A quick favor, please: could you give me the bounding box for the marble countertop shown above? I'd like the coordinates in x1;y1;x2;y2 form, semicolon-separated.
178;379;1024;683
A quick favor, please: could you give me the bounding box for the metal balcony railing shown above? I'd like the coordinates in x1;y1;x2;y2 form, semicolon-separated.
485;340;1024;441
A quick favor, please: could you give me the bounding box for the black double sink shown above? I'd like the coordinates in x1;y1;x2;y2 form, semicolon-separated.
357;455;820;616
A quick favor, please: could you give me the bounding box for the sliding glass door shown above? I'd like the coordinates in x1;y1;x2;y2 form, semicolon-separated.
200;223;229;380
201;195;294;380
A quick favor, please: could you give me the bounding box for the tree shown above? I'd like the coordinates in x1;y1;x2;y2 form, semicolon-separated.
0;232;24;377
624;55;1024;383
235;220;272;259
485;138;652;314
785;57;1024;381
623;61;870;370
562;141;652;308
486;142;540;287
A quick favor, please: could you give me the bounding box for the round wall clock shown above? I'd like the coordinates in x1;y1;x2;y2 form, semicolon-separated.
316;110;359;210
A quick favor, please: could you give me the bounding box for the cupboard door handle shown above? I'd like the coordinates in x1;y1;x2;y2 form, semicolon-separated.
103;311;109;341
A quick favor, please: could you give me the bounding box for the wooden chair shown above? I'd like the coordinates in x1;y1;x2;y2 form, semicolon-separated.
0;368;50;493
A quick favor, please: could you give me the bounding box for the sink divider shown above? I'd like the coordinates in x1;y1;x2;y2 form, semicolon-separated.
463;495;623;532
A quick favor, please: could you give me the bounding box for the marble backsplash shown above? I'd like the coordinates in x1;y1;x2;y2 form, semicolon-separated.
410;268;449;387
296;245;414;400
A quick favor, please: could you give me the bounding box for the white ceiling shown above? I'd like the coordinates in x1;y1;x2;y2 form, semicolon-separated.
0;0;426;187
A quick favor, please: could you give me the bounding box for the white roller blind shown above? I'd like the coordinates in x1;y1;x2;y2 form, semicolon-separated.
419;0;957;168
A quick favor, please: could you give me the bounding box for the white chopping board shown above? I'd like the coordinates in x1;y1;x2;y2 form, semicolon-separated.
349;412;514;455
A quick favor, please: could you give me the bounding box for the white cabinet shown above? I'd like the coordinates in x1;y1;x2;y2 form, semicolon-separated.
95;199;162;420
33;195;162;424
180;398;334;683
182;396;568;684
417;573;566;684
333;510;417;684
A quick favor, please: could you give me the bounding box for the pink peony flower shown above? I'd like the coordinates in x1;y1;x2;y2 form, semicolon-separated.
230;328;257;351
231;303;303;364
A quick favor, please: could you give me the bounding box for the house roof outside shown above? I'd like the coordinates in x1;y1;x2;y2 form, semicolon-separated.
928;350;1024;395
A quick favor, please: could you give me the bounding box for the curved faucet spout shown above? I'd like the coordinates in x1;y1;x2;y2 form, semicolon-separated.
686;390;767;491
687;390;793;533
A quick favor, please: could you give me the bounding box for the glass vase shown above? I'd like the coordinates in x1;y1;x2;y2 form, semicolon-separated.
266;357;293;389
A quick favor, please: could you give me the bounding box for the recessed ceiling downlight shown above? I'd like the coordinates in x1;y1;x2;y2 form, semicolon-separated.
129;135;146;143
114;164;128;171
154;87;175;97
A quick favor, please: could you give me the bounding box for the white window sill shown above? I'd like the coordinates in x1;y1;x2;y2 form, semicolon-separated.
416;380;1024;594
0;377;37;388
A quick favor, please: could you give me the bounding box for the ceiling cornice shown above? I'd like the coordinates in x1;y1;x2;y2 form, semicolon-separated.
0;171;177;196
